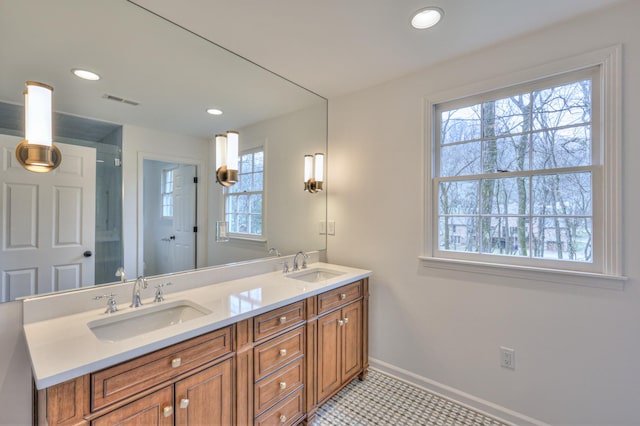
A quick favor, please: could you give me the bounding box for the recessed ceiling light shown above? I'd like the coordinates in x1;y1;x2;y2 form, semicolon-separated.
71;68;101;81
207;108;223;116
411;7;443;29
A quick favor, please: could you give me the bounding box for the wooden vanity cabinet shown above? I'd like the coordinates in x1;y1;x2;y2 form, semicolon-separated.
35;278;369;426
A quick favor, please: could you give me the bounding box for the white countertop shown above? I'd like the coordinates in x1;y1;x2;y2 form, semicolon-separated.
23;262;371;389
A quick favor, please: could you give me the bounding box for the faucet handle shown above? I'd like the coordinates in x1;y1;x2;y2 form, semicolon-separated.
282;261;290;274
94;293;119;314
302;253;309;269
154;282;173;303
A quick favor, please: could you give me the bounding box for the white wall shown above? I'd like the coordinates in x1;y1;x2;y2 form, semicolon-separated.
0;302;31;425
327;1;640;424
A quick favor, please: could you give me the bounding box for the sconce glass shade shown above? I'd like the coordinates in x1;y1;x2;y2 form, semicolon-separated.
304;155;314;183
215;131;239;187
304;152;324;193
314;153;324;182
16;81;61;173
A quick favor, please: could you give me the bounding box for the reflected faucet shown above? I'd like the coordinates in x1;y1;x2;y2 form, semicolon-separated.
115;267;126;283
293;251;308;272
130;276;148;308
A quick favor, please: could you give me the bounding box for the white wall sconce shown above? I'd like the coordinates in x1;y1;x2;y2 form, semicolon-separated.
304;153;324;193
15;81;61;173
215;130;239;187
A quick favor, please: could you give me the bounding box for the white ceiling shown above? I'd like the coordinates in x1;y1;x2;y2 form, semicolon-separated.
132;0;626;99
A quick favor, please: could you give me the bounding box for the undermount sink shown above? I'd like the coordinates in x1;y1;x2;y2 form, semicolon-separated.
286;267;345;283
88;300;211;342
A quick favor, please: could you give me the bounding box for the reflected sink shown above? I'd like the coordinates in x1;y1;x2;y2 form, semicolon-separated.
88;300;211;342
286;267;345;283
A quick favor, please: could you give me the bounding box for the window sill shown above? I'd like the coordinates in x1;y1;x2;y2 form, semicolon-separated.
418;256;626;291
228;235;267;244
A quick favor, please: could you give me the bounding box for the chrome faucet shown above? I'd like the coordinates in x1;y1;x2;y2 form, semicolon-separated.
130;276;148;308
293;251;308;271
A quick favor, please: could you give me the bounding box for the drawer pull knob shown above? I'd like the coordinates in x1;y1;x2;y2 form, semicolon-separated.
340;293;346;300
180;398;190;409
279;381;287;390
338;319;344;326
163;406;173;417
279;316;287;324
171;357;182;368
280;414;287;423
344;317;349;324
279;348;287;357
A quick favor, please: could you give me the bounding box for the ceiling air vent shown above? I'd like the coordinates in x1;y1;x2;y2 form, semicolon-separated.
102;94;140;106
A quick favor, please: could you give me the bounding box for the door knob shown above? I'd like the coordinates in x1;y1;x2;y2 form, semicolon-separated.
180;398;190;409
83;250;92;257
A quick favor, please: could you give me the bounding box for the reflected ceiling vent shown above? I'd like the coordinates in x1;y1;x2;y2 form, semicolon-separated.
102;94;140;106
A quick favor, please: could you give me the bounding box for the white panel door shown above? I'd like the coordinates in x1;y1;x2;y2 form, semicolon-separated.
0;135;96;302
172;164;196;272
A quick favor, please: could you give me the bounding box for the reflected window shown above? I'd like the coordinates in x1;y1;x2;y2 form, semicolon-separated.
224;148;264;238
229;288;263;315
161;168;174;218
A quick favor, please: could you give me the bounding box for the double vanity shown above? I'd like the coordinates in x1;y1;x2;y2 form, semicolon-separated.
24;261;371;425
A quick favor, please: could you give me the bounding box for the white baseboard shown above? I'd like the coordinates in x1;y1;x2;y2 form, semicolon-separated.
369;357;549;426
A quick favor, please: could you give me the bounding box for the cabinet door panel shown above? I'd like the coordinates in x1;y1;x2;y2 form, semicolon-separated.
91;386;173;426
316;310;341;402
174;358;233;426
341;301;363;381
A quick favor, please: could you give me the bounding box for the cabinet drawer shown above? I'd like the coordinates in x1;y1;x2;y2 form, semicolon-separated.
254;357;304;415
254;301;305;342
91;326;232;411
254;327;304;381
254;388;304;426
318;281;363;314
91;385;173;426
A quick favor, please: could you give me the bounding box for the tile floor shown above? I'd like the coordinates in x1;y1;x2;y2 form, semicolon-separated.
313;370;509;426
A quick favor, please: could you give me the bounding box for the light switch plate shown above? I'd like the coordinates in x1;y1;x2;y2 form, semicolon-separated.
327;221;336;236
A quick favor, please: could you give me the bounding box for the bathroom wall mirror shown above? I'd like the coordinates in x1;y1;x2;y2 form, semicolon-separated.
0;0;327;302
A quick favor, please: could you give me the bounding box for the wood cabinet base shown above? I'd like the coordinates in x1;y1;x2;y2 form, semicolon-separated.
35;278;369;426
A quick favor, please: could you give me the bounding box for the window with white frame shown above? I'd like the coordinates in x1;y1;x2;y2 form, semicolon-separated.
427;50;622;281
224;148;264;238
161;168;174;218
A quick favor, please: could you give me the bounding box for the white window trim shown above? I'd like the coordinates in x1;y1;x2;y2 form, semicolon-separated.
224;146;266;241
421;45;625;290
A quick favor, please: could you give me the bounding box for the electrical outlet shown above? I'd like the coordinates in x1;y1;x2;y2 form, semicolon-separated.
500;346;515;369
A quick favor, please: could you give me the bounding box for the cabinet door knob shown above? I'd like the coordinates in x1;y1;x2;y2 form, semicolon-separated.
340;293;346;300
279;348;287;357
279;414;287;423
180;398;190;409
171;357;182;368
338;319;344;327
344;317;349;324
279;381;287;390
279;316;287;324
163;406;173;417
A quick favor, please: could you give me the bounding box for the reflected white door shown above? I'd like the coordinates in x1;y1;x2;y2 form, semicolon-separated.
142;160;196;276
172;164;196;271
0;135;96;302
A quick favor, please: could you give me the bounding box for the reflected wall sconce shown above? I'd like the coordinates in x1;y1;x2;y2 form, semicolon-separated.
215;130;239;187
16;81;61;173
304;153;324;193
